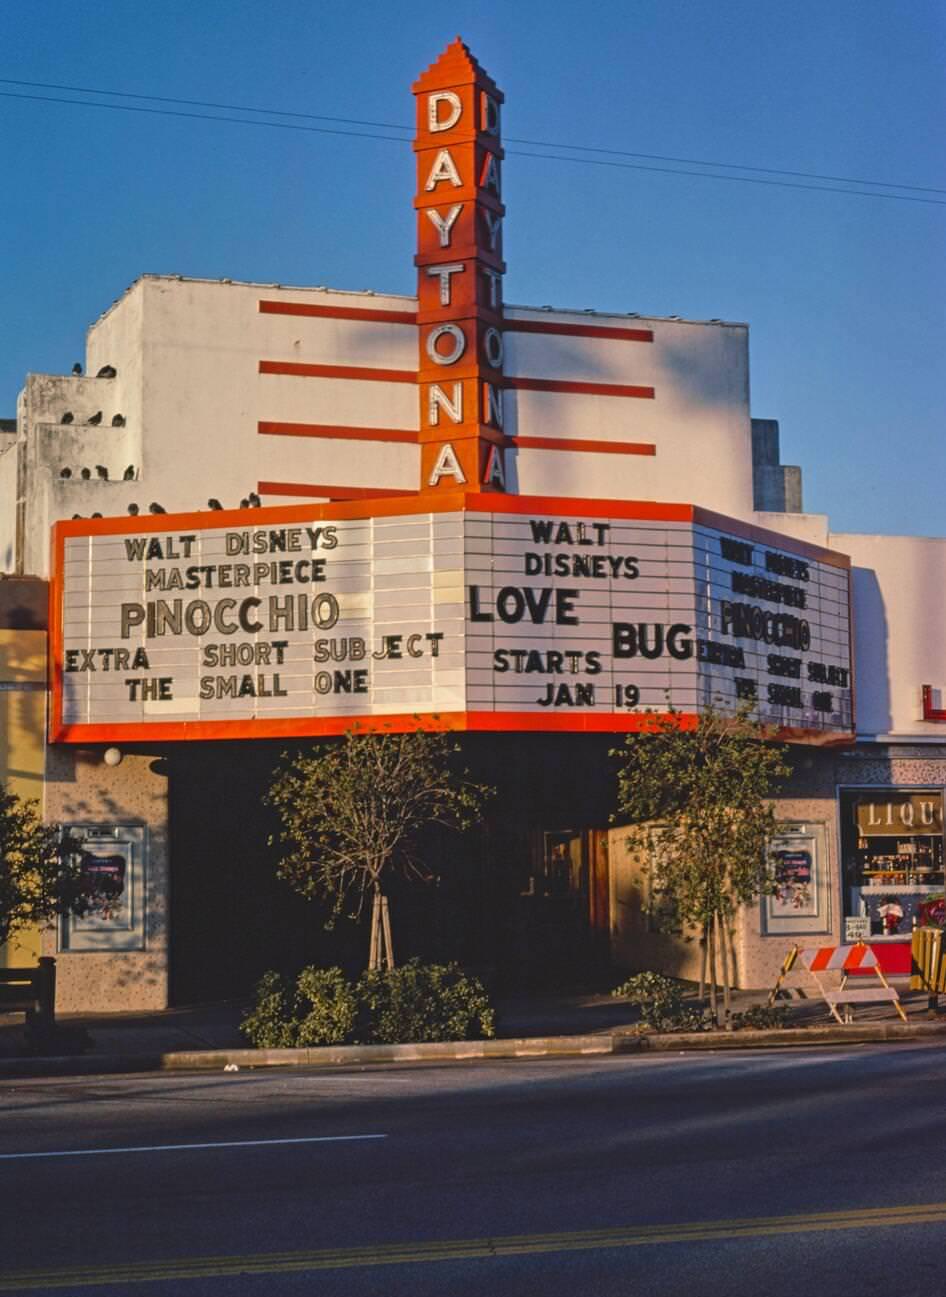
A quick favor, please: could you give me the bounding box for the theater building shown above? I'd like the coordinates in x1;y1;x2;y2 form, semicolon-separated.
1;39;944;1008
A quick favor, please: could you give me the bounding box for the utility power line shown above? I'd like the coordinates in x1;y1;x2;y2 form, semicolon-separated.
3;76;943;197
1;78;943;207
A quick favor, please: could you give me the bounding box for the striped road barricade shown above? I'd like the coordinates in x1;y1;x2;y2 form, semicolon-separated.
798;943;907;1025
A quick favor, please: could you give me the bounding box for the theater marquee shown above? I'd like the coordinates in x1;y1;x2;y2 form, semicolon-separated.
50;495;853;742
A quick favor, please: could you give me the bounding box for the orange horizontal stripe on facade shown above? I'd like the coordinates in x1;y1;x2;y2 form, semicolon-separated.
257;480;410;501
258;299;417;325
505;319;653;343
504;376;655;400
510;435;656;457
258;362;654;401
257;299;655;346
259;361;417;383
258;421;419;444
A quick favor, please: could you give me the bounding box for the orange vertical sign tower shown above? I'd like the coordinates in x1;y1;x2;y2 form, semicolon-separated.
413;38;506;494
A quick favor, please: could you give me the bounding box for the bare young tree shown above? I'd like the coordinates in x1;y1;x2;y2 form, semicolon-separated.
267;728;493;970
612;705;790;1025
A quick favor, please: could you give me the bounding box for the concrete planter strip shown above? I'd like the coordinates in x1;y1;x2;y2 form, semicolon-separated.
2;1020;946;1079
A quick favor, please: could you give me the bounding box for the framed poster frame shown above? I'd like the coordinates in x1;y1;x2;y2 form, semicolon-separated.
762;822;831;936
58;823;147;952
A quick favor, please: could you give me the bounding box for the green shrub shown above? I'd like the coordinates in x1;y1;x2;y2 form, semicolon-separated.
240;960;495;1048
611;971;710;1033
295;966;359;1046
356;960;495;1044
730;1003;789;1031
239;970;300;1049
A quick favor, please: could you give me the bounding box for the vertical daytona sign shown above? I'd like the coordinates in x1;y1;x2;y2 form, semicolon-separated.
413;39;506;495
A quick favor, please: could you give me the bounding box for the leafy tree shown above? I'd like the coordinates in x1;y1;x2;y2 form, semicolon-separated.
0;784;93;951
267;727;493;970
612;705;791;1025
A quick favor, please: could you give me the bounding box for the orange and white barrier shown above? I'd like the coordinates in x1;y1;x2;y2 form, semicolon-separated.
789;942;907;1025
800;945;878;973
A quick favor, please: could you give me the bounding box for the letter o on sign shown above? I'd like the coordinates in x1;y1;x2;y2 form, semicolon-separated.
483;327;504;368
426;323;466;366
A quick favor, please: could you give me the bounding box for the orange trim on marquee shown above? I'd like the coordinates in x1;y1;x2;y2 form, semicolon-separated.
49;710;704;745
47;492;852;565
48;490;852;745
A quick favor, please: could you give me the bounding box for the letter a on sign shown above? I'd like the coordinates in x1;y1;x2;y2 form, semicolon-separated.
425;149;462;191
483;444;505;489
428;442;467;486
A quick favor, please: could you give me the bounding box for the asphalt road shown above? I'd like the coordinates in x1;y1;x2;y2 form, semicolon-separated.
3;1043;946;1295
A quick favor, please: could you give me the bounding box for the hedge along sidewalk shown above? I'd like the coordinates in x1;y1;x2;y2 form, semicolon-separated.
5;1018;946;1079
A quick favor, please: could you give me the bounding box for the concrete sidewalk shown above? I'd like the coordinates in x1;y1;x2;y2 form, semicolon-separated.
2;983;945;1078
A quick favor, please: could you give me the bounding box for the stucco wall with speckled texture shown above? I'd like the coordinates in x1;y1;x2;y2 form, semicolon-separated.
42;747;169;1012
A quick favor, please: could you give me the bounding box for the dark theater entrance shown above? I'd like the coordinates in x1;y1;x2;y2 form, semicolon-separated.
167;734;617;1004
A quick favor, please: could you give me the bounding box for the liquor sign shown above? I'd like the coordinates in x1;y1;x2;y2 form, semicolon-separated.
50;496;853;742
853;793;944;837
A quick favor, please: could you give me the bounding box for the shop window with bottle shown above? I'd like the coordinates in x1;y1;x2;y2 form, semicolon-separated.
840;790;945;938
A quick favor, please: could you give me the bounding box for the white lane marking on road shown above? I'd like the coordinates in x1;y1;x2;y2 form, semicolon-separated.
0;1133;387;1161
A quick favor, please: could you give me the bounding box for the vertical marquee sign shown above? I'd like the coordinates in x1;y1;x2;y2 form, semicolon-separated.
413;39;506;495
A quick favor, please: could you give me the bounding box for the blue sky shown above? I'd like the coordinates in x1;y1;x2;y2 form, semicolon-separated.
2;0;942;536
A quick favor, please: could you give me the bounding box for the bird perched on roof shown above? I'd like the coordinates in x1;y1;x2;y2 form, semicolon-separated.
96;365;117;379
72;363;83;376
247;492;261;507
80;468;91;480
148;502;166;514
95;465;108;480
112;414;126;427
207;499;223;510
60;467;72;479
61;412;74;424
122;465;135;480
88;411;103;426
127;503;140;516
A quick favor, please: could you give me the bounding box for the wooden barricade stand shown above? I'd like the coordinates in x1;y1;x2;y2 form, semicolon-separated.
910;927;946;1012
767;945;800;1006
796;943;907;1025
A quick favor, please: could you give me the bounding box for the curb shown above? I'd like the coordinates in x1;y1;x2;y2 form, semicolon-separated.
2;1020;946;1079
614;1018;946;1052
0;1033;615;1078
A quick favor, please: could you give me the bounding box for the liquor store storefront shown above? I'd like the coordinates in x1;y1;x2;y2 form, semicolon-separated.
840;789;945;949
